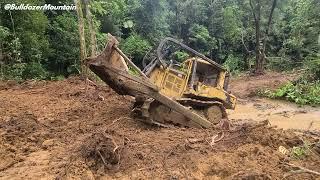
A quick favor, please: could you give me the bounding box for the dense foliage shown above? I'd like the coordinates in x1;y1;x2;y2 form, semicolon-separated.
260;80;320;105
120;34;151;66
0;0;319;86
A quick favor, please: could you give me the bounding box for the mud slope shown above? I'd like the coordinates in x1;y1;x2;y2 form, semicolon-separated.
0;77;319;179
229;71;297;99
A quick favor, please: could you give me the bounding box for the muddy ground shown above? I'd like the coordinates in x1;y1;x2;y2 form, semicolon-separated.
0;73;319;179
228;71;320;131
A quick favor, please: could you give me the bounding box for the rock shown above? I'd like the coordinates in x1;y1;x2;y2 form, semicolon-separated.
238;151;248;157
42;139;57;149
28;136;37;142
315;143;320;154
83;170;95;180
8;146;17;153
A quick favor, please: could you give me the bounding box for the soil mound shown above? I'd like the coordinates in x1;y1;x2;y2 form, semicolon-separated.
0;77;318;179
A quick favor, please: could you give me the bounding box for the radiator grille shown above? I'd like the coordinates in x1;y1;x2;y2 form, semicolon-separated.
165;74;183;93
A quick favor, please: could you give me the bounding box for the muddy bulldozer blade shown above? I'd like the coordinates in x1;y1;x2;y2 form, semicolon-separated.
86;34;212;128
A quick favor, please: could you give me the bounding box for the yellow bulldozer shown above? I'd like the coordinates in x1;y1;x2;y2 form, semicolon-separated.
86;34;236;128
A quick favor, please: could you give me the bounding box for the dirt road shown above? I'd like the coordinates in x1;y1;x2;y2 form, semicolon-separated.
0;74;319;179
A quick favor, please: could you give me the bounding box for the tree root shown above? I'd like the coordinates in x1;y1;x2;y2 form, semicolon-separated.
282;162;320;179
81;131;123;170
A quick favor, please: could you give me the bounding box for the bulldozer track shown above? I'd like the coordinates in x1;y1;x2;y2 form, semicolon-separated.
131;97;227;127
177;97;228;117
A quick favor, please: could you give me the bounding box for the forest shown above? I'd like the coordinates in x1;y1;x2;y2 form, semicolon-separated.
0;0;319;104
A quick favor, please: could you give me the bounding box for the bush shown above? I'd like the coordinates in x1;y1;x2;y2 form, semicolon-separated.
50;75;65;81
0;26;22;63
22;62;48;80
260;80;320;106
267;57;298;71
188;24;217;55
48;13;80;76
173;51;189;62
120;34;151;66
2;63;27;81
304;54;320;81
0;26;10;41
291;145;310;159
223;54;245;74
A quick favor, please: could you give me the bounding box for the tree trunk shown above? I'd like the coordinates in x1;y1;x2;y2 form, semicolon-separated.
241;30;252;70
243;51;250;70
0;44;3;79
250;0;263;75
74;0;87;74
84;0;97;57
250;0;277;75
261;0;277;68
176;3;181;38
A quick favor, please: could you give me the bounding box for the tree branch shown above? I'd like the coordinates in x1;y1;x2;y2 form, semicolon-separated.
241;30;253;54
282;163;320;179
249;0;257;22
262;0;277;51
266;0;277;37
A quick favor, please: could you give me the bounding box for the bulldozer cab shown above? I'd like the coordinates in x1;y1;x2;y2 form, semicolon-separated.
186;58;223;90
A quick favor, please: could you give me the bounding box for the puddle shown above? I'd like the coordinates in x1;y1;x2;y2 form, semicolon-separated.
228;98;320;130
